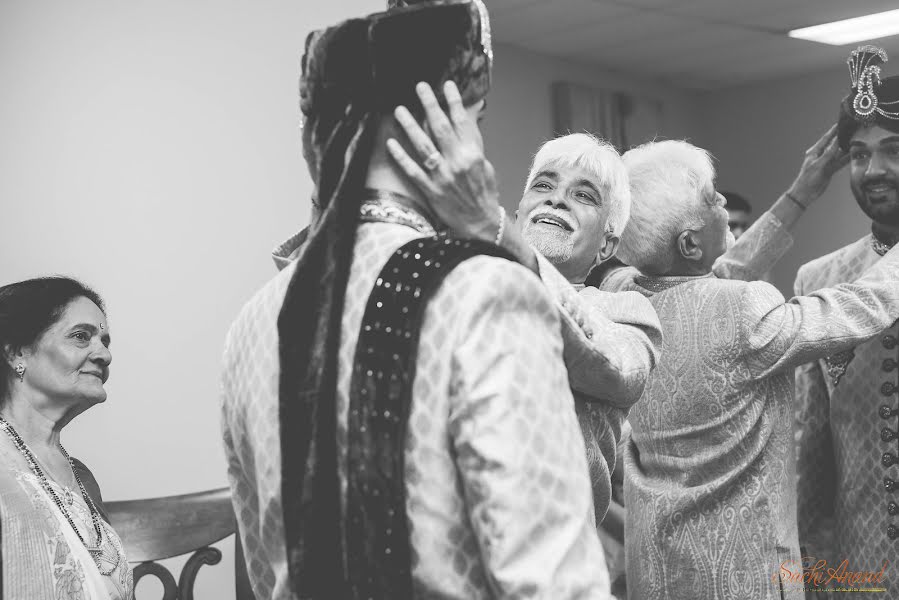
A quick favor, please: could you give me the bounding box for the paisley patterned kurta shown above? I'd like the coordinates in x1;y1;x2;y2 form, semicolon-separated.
795;234;899;597
603;239;899;600
222;220;610;599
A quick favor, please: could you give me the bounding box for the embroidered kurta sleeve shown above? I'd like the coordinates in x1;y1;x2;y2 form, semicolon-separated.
535;252;661;407
449;261;610;598
712;211;793;281
739;244;899;379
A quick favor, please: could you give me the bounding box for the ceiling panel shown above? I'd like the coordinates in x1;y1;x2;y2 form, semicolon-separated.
491;0;635;45
487;0;899;90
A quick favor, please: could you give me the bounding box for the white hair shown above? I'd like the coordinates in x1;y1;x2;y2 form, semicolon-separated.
616;140;716;275
524;133;631;235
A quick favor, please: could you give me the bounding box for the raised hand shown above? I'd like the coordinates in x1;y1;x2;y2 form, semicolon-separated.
788;124;851;207
386;81;502;242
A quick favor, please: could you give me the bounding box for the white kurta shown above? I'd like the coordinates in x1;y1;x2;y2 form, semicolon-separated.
222;220;610;599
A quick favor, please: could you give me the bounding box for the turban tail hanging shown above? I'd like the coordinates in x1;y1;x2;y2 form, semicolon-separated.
837;45;899;150
276;1;492;597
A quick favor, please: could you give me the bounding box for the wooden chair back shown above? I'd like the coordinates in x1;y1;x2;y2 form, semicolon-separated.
106;487;254;600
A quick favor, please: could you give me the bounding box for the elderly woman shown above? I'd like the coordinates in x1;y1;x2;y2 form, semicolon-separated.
0;277;131;599
604;139;899;600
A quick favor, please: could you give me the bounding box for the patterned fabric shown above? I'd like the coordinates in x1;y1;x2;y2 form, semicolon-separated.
534;251;661;523
222;220;610;599
795;234;899;597
273;228;664;526
0;445;132;600
602;218;899;600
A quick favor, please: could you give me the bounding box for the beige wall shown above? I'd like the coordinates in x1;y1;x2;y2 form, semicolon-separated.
0;2;700;598
0;0;383;597
485;43;702;212
693;67;863;296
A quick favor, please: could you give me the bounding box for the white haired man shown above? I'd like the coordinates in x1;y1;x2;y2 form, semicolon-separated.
385;91;664;526
598;138;899;600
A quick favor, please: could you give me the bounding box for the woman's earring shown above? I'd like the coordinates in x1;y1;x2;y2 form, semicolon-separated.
14;364;25;382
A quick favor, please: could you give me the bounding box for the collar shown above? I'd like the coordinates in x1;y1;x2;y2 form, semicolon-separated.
271;191;438;272
633;272;715;293
871;225;899;257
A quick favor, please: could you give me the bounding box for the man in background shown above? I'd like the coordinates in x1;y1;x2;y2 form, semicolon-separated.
721;190;753;239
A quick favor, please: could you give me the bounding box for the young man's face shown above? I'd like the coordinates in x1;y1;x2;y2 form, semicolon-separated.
849;125;899;226
727;208;751;240
516;163;611;279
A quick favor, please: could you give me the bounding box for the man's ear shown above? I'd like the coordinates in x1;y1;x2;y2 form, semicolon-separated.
677;229;703;263
597;232;620;263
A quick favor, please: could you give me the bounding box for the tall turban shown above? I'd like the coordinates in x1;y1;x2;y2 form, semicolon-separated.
275;1;492;597
837;45;899;150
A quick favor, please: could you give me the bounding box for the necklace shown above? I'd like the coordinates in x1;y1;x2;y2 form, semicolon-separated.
871;226;899;257
359;189;437;236
0;416;120;575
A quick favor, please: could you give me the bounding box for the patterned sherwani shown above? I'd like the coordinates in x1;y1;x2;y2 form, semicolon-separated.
795;233;899;597
271;227;663;524
222;220;611;599
603;220;899;600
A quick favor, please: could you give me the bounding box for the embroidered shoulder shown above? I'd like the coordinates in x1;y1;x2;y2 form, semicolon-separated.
824;348;856;386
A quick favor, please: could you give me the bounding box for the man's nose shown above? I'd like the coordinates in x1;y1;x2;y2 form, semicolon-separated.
544;189;569;209
867;152;887;177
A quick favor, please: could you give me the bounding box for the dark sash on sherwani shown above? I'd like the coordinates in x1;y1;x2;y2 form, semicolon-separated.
344;234;515;599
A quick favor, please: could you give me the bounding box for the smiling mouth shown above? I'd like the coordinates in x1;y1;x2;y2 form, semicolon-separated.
531;215;573;232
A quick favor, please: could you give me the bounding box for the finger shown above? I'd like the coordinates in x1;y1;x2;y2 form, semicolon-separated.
394;105;440;163
444;81;469;131
386;138;440;193
808;123;839;155
416;81;457;152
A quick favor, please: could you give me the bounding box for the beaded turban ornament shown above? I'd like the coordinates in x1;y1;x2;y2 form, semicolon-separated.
276;1;492;597
837;45;899;150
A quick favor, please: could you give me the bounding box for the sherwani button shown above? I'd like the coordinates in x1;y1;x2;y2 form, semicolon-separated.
889;501;899;516
884;335;898;349
885;359;899;372
884;428;898;442
882;382;897;396
882;405;898;419
885;477;897;492
889;525;899;540
883;452;899;467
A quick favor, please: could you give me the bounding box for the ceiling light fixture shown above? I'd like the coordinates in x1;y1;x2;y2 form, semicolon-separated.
788;9;899;46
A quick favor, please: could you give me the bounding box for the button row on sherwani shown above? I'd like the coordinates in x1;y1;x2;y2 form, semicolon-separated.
889;525;899;540
884;453;899;467
882;405;899;419
883;428;899;442
885;477;898;492
882;382;898;396
886;358;899;372
885;334;898;350
890;501;899;516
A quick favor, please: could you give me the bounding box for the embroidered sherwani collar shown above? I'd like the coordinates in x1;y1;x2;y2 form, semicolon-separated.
634;272;715;294
871;225;899;256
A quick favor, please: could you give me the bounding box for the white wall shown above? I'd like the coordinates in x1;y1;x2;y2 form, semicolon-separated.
0;1;382;597
485;43;702;212
0;3;700;599
692;67;863;296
